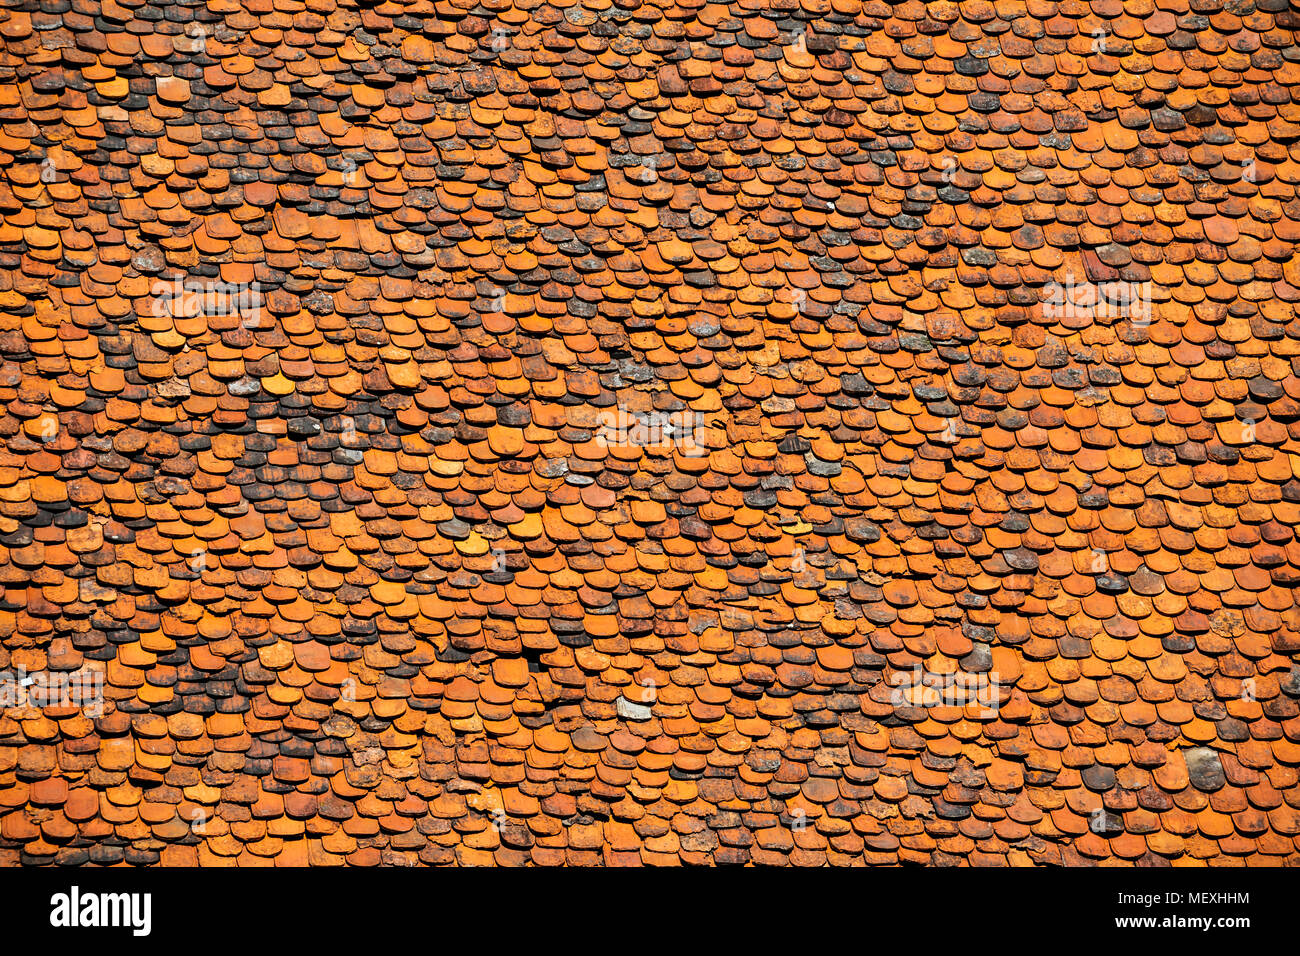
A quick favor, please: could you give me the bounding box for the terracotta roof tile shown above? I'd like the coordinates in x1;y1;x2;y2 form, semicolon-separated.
1;0;1299;867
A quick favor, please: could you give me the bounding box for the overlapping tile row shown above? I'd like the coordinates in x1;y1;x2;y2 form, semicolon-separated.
0;0;1298;866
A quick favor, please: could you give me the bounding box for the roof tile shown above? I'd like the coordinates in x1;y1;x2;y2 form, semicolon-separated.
1;0;1298;868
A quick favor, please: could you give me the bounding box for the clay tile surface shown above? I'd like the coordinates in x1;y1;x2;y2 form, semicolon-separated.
0;0;1299;868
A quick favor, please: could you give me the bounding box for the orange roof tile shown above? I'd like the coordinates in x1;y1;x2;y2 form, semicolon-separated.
0;0;1299;868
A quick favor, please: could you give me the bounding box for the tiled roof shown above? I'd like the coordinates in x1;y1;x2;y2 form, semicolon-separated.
1;0;1300;866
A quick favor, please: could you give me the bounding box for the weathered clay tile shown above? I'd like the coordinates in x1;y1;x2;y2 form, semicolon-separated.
0;0;1298;868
